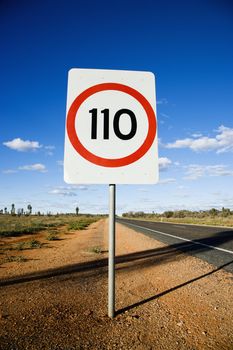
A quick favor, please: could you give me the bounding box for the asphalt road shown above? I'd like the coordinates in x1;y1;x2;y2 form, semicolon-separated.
116;218;233;273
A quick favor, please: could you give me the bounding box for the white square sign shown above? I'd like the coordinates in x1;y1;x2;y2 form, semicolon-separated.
64;68;158;184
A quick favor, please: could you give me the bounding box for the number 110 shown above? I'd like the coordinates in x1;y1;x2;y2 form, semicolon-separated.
89;108;137;140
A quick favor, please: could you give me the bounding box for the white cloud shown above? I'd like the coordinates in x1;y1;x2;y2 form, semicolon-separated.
166;136;217;151
177;185;186;190
165;125;233;153
46;151;53;156
191;133;203;138
49;189;77;196
160;113;170;119
3;138;42;152
18;163;47;172
158;178;176;184
184;164;233;180
44;145;55;150
44;145;55;156
78;186;88;190
159;113;171;126
2;169;18;174
215;125;233;153
49;186;79;197
159;157;172;171
157;98;168;105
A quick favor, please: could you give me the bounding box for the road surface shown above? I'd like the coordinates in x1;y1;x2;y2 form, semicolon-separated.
117;218;233;273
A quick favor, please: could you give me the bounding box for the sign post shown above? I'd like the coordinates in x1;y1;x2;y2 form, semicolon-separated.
108;184;116;318
64;68;158;318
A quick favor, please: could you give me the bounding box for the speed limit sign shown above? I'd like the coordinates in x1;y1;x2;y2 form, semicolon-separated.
64;68;158;184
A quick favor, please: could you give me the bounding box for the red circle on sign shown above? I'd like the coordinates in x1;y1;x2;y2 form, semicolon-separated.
66;83;157;167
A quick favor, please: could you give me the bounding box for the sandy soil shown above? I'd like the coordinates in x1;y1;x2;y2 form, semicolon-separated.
0;219;232;349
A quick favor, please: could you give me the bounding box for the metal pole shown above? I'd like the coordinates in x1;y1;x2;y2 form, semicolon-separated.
108;184;116;318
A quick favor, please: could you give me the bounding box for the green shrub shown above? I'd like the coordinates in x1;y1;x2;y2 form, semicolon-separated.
89;246;103;254
28;239;42;248
16;242;26;251
1;255;27;264
0;214;101;238
16;239;42;250
46;233;60;241
68;221;91;230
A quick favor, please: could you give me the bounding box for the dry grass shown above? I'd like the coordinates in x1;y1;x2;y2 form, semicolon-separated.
0;214;103;238
128;216;233;227
0;214;103;267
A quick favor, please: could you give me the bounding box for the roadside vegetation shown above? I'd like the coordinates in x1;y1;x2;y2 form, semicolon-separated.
2;255;27;264
16;239;42;250
68;218;97;231
122;207;233;227
0;213;103;266
88;246;104;254
46;231;60;241
0;214;103;238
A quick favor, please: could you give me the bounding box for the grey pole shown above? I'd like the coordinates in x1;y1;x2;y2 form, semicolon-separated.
108;184;116;318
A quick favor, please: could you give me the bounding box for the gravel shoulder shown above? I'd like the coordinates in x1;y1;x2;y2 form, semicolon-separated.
0;219;232;350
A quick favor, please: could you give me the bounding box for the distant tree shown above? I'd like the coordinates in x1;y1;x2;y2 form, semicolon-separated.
209;208;218;217
17;208;24;216
136;211;145;217
198;210;206;218
221;207;231;217
0;209;3;215
174;210;185;218
11;203;16;216
27;204;32;215
76;206;79;215
4;207;8;215
164;211;174;218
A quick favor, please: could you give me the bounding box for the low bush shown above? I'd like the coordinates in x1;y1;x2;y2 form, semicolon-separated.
46;233;60;241
89;246;103;254
16;239;42;250
0;255;27;265
68;219;95;231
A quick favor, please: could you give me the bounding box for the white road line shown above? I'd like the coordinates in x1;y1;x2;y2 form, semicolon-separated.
122;221;233;255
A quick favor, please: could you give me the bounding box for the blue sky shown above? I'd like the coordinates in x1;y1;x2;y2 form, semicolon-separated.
0;0;233;214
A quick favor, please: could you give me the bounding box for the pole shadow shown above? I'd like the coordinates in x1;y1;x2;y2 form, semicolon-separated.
0;228;232;288
116;259;233;315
